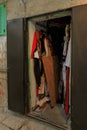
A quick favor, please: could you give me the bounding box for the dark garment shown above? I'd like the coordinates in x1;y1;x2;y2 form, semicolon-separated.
34;58;44;87
39;34;45;54
58;80;64;104
34;58;41;87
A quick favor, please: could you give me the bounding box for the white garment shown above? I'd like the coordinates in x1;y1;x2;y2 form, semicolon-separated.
63;36;67;56
34;50;39;59
65;38;71;68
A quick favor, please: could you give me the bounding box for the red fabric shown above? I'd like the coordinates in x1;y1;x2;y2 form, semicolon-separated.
30;31;42;58
65;67;70;115
31;32;37;58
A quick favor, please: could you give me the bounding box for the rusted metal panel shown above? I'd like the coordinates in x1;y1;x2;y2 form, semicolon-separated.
7;19;25;114
72;4;87;130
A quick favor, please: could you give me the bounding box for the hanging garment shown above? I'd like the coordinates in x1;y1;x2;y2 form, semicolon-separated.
31;31;42;58
58;80;64;104
62;36;67;99
42;56;59;107
34;58;44;87
64;38;71;115
69;67;71;114
34;58;41;87
64;67;70;115
63;36;67;57
34;50;39;59
65;38;71;68
62;63;66;98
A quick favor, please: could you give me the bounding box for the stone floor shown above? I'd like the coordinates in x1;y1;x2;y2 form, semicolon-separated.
0;112;68;130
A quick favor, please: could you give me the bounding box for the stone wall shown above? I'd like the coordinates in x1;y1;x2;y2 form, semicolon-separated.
0;36;7;112
6;0;87;20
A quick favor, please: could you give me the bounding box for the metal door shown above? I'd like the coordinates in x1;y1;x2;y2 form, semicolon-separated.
7;19;27;114
72;4;87;130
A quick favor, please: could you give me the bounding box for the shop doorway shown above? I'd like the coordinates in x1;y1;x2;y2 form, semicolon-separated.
28;11;71;130
7;4;87;130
